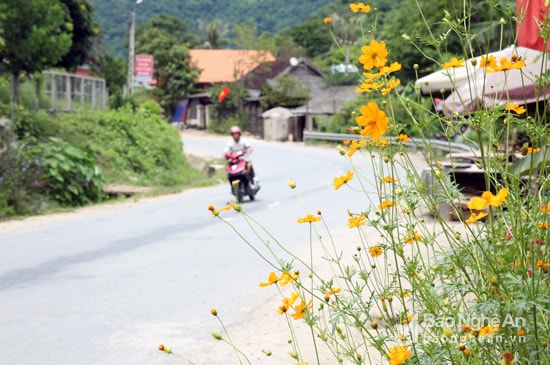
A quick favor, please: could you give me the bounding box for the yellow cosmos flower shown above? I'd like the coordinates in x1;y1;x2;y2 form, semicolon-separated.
349;2;371;13
483;56;526;73
207;203;232;216
505;103;527;115
359;40;388;70
348;215;366;228
381;79;401;95
535;260;550;269
291;300;312;320
379;175;400;184
297;214;321;223
442;57;465;69
278;292;300;314
344;138;366;156
355;79;385;93
465;211;488;224
404;230;422;244
333;170;354;190
259;271;280;287
527;147;541;154
368;244;383;257
538;222;550;229
378;200;396;210
478;324;498;337
466;188;509;210
379;61;402;76
541;203;550;212
326;287;341;295
323;17;332;24
387;345;412;365
356;102;389;141
397;133;410;142
372;138;391;148
279;271;298;286
480;54;497;68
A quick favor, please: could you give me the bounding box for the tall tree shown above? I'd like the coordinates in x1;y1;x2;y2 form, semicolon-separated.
0;0;72;103
135;16;199;117
135;14;197;49
152;44;199;118
198;19;229;49
289;19;332;58
56;0;98;70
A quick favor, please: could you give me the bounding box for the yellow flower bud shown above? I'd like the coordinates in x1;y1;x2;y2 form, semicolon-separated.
287;178;296;189
212;332;223;340
442;327;453;337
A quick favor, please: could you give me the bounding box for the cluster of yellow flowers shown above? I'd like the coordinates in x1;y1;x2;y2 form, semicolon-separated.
442;53;526;73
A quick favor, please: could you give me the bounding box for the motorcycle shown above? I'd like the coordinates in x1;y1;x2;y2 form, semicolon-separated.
225;150;260;202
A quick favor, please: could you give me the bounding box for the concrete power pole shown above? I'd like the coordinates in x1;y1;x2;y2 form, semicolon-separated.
126;11;135;96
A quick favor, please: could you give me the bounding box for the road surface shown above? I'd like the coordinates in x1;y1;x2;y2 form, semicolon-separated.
0;132;416;364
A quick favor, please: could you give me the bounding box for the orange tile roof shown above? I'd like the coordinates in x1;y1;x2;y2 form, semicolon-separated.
190;49;275;84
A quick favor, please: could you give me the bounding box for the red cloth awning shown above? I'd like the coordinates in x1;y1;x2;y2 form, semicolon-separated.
517;0;550;52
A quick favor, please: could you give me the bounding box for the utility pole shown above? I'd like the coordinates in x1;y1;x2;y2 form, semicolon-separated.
126;11;135;96
126;0;143;96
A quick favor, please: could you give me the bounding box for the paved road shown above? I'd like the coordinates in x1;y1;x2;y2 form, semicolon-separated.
0;133;399;364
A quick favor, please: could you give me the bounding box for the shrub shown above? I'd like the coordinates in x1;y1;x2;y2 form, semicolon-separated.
0;127;43;217
36;137;103;206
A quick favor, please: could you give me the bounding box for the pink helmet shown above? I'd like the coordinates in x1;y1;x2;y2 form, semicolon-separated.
230;126;241;135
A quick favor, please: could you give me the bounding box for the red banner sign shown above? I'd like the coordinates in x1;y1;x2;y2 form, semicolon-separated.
134;55;154;83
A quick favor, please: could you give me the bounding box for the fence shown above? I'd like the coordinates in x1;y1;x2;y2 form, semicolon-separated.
43;71;108;111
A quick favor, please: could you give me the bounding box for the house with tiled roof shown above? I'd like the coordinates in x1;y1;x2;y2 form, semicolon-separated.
177;50;355;141
179;49;274;129
190;49;276;87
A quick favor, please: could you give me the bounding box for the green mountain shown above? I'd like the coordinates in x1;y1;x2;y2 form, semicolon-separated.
93;0;338;55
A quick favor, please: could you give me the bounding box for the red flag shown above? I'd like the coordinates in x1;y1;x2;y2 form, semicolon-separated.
218;85;231;102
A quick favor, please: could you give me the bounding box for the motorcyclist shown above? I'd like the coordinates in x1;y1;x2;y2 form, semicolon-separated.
223;126;256;189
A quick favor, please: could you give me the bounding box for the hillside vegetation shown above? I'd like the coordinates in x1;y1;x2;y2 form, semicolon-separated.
94;0;337;55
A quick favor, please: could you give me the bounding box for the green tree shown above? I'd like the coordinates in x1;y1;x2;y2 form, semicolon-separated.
56;0;98;70
198;19;229;49
135;15;199;118
273;30;305;58
260;73;311;110
381;0;516;84
93;54;126;95
289;18;332;58
150;44;199;119
231;20;276;53
135;14;197;49
0;0;72;104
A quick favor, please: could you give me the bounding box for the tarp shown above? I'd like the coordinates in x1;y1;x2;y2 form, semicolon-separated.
172;99;189;123
441;45;550;115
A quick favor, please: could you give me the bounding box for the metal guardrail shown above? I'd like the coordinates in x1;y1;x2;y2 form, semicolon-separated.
303;131;477;153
